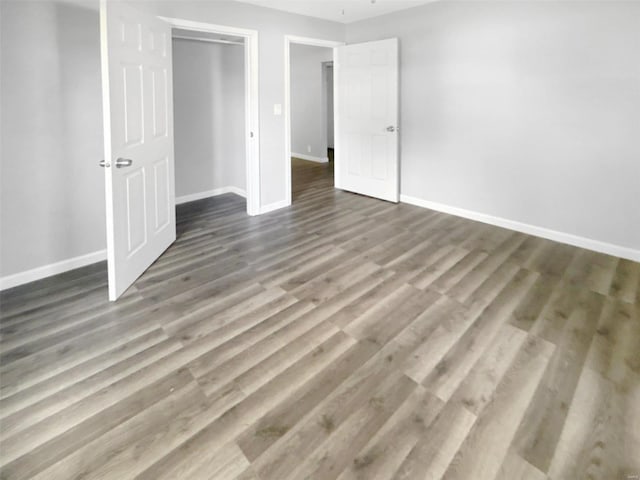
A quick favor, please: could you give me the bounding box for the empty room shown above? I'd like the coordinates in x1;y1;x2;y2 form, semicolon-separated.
0;0;638;479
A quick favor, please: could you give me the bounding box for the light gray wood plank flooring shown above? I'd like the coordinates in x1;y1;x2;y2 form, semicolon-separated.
1;158;638;480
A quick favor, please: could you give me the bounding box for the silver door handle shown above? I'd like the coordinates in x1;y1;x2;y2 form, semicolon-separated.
386;126;397;132
115;158;133;168
99;160;110;168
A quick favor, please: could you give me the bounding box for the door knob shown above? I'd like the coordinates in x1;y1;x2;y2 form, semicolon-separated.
115;158;133;168
99;160;110;168
386;126;396;132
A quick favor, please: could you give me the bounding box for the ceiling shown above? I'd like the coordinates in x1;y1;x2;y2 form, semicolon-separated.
234;0;437;24
172;28;245;45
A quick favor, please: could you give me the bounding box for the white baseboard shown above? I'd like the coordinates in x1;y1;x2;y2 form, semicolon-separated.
259;199;290;215
225;186;247;198
0;249;107;291
291;153;329;163
0;186;262;291
400;194;640;263
176;186;247;205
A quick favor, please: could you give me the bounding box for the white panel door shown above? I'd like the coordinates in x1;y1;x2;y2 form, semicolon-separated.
335;38;399;202
100;1;175;300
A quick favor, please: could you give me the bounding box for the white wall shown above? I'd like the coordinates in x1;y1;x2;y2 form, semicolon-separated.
0;0;105;281
172;39;245;200
347;0;640;254
290;44;333;160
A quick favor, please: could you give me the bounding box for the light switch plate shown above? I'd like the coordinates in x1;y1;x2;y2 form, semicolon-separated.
273;104;282;116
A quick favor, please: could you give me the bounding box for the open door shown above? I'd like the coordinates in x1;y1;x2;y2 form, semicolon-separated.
100;1;176;300
335;38;399;202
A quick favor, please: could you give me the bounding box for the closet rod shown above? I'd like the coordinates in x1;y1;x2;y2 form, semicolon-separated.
172;35;244;46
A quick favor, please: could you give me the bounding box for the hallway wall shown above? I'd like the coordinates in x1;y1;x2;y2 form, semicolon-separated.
290;44;333;162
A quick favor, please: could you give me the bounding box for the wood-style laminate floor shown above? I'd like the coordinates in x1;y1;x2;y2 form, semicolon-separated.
1;158;639;480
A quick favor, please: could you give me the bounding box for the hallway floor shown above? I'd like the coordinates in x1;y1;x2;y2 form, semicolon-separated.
291;155;333;202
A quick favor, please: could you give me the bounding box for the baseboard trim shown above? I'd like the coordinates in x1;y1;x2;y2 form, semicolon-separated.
259;199;290;215
176;186;247;205
400;194;640;262
1;186;262;291
0;249;107;291
291;153;329;163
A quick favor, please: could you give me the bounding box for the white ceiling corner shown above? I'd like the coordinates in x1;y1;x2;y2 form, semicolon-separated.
234;0;437;24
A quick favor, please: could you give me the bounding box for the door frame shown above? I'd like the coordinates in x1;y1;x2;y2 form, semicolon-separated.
322;61;334;153
161;17;261;216
284;35;344;206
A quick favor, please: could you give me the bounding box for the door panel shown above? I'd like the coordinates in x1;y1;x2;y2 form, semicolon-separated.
153;157;170;232
150;68;168;138
125;170;147;255
335;38;399;203
122;64;144;146
101;1;175;300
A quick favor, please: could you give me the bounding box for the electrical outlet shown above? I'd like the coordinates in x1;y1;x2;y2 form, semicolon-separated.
307;145;311;153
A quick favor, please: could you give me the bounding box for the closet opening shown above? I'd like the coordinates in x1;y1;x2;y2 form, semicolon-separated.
172;28;247;217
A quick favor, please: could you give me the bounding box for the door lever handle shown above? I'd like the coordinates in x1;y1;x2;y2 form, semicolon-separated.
115;158;133;168
386;126;397;132
99;160;110;168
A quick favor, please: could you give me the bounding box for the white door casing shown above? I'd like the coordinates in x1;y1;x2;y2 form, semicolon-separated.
159;17;261;217
284;35;344;206
335;38;399;203
100;0;176;300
